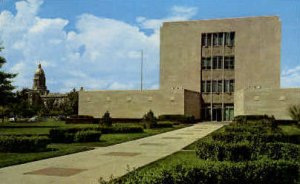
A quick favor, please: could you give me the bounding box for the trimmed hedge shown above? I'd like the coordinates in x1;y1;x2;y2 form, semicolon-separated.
196;140;300;162
211;131;300;144
257;142;300;161
107;159;299;184
99;126;144;134
196;140;252;162
49;127;99;143
0;136;50;152
158;114;195;124
154;122;173;128
65;115;99;124
74;130;101;142
224;124;282;134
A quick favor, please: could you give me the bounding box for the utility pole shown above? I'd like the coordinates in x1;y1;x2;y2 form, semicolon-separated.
140;50;143;91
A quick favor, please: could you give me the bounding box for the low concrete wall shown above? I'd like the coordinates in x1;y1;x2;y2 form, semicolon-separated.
79;89;185;118
235;88;300;120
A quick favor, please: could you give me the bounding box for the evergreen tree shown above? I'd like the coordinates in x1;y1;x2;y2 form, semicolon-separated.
0;47;17;121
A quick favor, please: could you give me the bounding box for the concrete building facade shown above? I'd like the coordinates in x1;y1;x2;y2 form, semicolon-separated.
79;16;299;121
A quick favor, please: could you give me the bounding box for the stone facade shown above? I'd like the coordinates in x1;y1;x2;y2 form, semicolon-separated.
29;64;67;109
79;16;299;121
235;88;300;120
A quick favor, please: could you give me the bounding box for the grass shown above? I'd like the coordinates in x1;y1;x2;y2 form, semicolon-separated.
0;119;188;168
279;124;300;135
0;144;91;168
120;123;300;179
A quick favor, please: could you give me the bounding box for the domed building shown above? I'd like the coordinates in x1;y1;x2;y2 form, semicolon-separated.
28;64;67;112
32;64;49;95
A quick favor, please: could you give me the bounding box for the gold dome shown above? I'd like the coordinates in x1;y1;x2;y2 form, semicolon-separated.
35;64;45;75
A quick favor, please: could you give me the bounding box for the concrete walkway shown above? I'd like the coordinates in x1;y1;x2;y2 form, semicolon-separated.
0;122;225;184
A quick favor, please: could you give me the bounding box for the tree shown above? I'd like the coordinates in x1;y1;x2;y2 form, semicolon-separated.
0;47;17;122
66;88;78;115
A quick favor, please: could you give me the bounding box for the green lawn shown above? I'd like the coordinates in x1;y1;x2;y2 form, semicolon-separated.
0;119;188;168
120;123;300;180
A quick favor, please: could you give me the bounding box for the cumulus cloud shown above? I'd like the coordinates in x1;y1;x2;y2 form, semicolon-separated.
281;66;300;87
0;0;198;92
136;5;198;30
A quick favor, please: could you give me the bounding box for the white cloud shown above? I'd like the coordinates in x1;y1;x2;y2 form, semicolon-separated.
281;65;300;88
137;5;198;30
0;1;198;92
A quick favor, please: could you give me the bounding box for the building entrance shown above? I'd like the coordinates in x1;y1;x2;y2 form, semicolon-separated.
202;104;234;122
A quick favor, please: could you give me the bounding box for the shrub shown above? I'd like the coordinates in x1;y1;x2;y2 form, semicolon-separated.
233;115;277;128
65;115;99;124
257;142;300;161
106;159;299;184
102;111;112;127
154;122;173;128
0;136;50;152
288;105;300;121
74;130;101;142
211;131;300;144
158;114;195;124
143;110;157;129
49;127;99;143
196;140;253;162
99;126;144;134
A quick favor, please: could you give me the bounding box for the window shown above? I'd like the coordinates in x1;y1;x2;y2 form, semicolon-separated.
224;56;234;69
224;80;230;92
213;33;224;46
225;32;235;46
218;80;223;93
213;56;223;69
206;81;211;92
230;80;235;92
212;81;218;92
202;57;211;70
201;81;206;92
202;33;212;47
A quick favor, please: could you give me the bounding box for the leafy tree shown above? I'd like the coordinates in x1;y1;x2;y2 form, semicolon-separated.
143;110;157;129
288;105;300;121
102;111;112;127
0;47;17;122
66;88;78;115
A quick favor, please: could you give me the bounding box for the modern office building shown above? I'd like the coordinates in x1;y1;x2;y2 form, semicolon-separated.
79;16;300;121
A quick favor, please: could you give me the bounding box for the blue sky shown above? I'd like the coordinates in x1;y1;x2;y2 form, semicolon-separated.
0;0;299;92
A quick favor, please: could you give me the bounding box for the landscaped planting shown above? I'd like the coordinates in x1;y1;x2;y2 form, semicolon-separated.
74;130;101;142
105;116;300;184
0;118;188;168
0;136;50;152
99;126;144;134
49;127;99;143
104;159;299;184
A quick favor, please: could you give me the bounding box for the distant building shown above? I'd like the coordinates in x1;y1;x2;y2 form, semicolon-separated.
79;16;300;121
28;64;67;109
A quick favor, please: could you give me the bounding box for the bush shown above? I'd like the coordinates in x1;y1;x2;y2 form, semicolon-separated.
143;110;157;129
65;115;99;124
74;130;101;142
0;136;50;152
233;115;277;128
158;114;195;124
196;140;253;162
257;142;300;161
288;105;300;121
106;159;299;184
99;126;144;134
102;111;112;127
211;131;300;144
154;122;173;128
49;127;99;143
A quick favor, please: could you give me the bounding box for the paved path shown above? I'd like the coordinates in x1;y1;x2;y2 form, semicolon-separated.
0;122;225;184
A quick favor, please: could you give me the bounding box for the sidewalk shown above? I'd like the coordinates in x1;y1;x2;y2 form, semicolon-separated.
0;122;225;184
